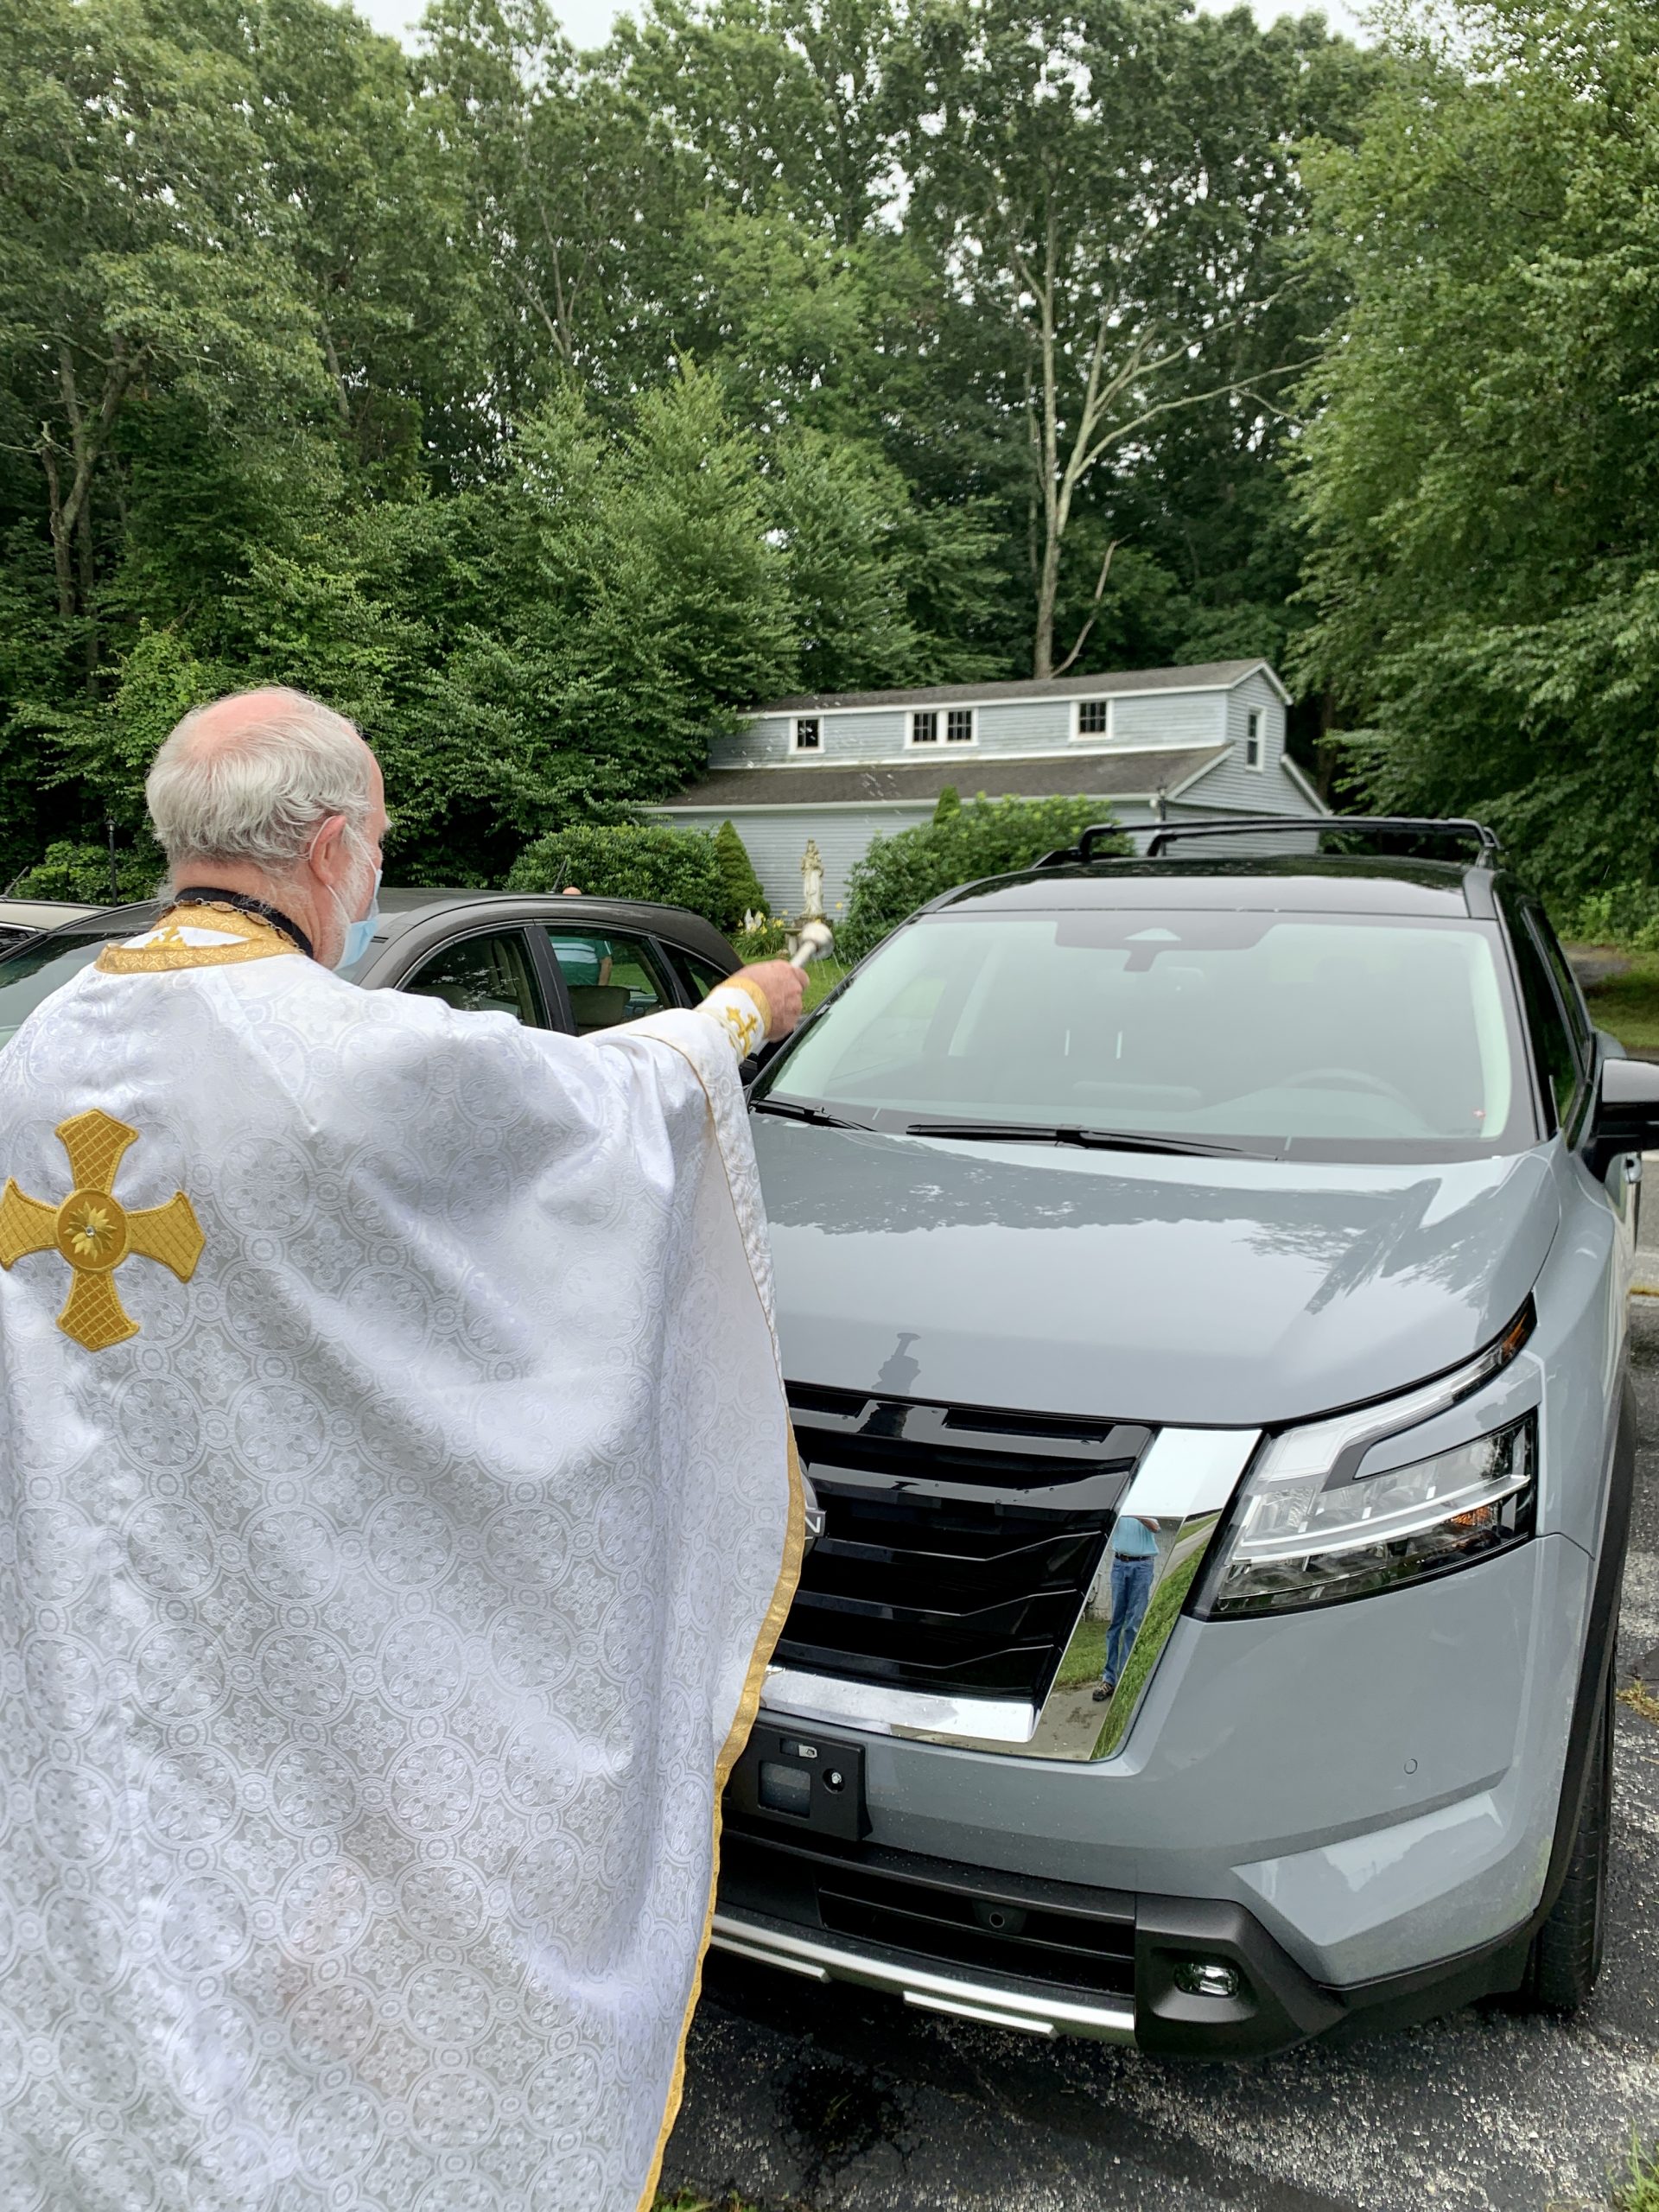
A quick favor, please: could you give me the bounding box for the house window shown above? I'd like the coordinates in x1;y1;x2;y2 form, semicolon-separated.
794;717;822;753
1077;698;1111;737
945;708;975;744
911;710;938;745
1245;710;1262;769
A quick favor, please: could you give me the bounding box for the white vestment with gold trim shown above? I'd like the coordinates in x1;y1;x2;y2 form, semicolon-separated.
0;907;798;2211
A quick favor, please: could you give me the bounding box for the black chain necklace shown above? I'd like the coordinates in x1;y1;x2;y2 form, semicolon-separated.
171;886;315;960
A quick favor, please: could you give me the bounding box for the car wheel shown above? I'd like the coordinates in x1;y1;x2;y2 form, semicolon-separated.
1517;1663;1614;2014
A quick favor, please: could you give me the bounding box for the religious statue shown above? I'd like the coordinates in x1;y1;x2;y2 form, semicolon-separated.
800;836;825;920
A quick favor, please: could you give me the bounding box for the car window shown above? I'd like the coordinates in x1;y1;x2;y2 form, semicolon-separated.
759;908;1533;1163
1509;915;1584;1135
1530;910;1596;1066
660;944;731;1004
401;930;546;1025
0;932;115;1048
544;930;673;1033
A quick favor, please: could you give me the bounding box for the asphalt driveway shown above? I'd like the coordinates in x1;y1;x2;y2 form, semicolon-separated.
662;1299;1659;2212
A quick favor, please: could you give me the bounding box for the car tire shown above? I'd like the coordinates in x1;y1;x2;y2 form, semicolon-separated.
1516;1663;1613;2014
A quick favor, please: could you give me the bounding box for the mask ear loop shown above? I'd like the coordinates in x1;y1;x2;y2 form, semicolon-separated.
307;817;373;968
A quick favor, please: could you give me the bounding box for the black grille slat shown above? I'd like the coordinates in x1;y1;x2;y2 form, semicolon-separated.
782;1388;1150;1705
721;1826;1137;1999
806;1530;1100;1602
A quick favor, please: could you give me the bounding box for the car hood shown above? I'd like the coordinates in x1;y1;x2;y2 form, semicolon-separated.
753;1118;1560;1428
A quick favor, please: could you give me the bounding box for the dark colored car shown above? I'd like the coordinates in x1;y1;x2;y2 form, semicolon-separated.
0;887;740;1050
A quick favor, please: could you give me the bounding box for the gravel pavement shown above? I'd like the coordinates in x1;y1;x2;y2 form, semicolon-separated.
662;1302;1659;2212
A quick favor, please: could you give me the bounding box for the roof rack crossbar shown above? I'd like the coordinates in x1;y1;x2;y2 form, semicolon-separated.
1138;816;1502;861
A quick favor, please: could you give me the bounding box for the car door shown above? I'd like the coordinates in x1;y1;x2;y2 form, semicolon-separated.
540;926;679;1035
397;926;550;1027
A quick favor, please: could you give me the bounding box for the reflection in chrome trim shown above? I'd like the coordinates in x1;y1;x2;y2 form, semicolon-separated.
759;1428;1261;1761
709;1912;1138;2041
761;1668;1037;1744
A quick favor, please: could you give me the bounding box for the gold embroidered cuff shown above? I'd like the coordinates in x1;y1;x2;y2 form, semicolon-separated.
697;980;769;1058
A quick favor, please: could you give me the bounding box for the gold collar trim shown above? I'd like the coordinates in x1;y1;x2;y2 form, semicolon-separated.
96;902;302;975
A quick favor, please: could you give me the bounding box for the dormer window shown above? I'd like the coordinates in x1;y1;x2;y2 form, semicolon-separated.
794;716;822;753
1245;709;1262;769
910;708;974;746
1077;698;1111;737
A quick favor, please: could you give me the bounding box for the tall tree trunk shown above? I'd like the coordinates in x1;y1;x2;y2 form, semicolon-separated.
40;439;75;622
76;483;98;690
1029;220;1063;680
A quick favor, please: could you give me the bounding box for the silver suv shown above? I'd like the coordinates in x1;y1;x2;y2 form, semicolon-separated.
718;819;1650;2053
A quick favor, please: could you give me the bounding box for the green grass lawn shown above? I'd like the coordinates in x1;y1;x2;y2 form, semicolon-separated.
801;957;849;1014
1577;948;1659;1054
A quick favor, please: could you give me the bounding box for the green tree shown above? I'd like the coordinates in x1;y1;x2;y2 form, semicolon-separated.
891;0;1351;678
714;819;769;925
1293;0;1659;896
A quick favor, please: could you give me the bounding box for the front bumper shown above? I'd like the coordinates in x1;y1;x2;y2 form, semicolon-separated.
710;1820;1535;2056
734;1534;1594;1999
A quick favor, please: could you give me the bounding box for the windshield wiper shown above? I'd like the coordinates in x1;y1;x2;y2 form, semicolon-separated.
750;1097;874;1130
898;1119;1247;1158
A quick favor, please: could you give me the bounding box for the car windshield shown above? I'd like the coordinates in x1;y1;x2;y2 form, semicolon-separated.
759;908;1531;1160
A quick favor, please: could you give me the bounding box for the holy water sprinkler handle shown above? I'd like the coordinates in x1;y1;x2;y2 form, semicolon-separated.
789;921;834;970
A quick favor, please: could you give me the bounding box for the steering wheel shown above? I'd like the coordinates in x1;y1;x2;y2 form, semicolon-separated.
1280;1065;1422;1117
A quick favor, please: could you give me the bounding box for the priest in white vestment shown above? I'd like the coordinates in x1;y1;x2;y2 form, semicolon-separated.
0;690;805;2212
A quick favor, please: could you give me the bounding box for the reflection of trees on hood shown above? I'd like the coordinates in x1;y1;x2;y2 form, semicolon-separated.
755;1121;1539;1309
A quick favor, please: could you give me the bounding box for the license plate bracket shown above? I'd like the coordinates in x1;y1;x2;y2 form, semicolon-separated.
727;1722;868;1842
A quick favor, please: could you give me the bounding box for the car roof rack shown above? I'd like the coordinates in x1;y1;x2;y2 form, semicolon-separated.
1029;816;1502;869
1141;816;1501;860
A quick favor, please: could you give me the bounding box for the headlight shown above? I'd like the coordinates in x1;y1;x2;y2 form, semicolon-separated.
1196;1413;1535;1618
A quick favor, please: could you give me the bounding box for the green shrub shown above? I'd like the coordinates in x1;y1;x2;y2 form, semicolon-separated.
1555;884;1659;952
713;819;769;928
10;837;162;904
840;795;1128;962
931;785;961;823
507;823;727;925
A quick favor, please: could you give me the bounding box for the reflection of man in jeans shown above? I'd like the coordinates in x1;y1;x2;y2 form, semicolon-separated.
1094;1516;1160;1701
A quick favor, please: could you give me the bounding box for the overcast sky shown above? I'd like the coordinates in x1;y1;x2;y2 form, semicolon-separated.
351;0;1369;57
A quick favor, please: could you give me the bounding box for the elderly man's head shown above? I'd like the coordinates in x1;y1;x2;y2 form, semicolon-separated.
147;688;387;969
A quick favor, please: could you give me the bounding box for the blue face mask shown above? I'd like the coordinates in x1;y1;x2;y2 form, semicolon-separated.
337;868;382;971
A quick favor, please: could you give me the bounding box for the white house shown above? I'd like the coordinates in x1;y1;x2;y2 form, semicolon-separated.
650;659;1325;918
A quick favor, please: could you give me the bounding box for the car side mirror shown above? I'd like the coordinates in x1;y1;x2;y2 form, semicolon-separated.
1586;1057;1659;1176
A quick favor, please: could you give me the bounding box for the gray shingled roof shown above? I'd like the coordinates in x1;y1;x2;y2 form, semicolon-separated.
752;660;1277;716
658;744;1227;811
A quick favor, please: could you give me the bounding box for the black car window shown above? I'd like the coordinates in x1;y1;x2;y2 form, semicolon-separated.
1508;913;1583;1136
660;944;730;1004
1530;910;1596;1067
401;930;546;1025
543;929;672;1033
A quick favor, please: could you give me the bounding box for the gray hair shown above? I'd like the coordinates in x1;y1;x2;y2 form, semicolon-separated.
147;688;373;869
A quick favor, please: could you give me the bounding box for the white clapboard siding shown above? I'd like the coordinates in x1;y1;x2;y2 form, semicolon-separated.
1110;692;1227;747
671;804;934;916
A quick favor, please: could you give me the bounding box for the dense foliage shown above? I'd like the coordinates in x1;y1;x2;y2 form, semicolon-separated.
840;795;1128;960
0;0;1376;895
505;821;728;920
1292;0;1659;910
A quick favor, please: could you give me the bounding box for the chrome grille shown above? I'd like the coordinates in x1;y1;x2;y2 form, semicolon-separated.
781;1389;1151;1705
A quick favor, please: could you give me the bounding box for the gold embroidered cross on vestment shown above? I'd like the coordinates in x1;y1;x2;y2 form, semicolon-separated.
0;1109;205;1351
